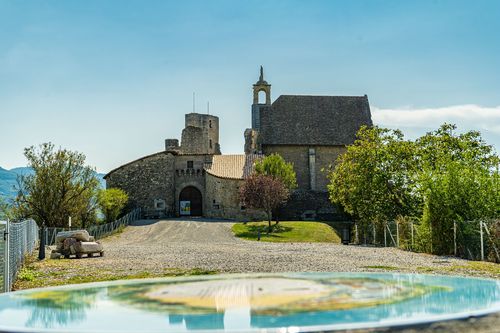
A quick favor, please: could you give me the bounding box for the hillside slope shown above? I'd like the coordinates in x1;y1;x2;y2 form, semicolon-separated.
0;167;105;201
0;167;19;200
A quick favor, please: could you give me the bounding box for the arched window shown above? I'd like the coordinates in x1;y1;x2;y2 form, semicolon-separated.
258;90;267;104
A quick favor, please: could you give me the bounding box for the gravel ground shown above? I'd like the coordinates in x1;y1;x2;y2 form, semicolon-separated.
55;219;500;332
90;219;483;275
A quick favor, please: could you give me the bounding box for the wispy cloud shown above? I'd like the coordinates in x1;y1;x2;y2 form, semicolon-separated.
372;105;500;135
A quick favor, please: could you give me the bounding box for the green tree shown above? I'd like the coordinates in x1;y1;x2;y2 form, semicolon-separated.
14;143;100;259
254;153;297;223
239;174;290;232
327;123;499;254
327;126;419;232
254;153;298;190
97;188;128;223
415;124;499;254
0;197;13;220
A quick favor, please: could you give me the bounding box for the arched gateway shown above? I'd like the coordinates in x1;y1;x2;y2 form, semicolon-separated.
179;186;203;216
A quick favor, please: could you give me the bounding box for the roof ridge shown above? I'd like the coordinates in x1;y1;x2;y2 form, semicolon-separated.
277;94;368;98
213;154;246;157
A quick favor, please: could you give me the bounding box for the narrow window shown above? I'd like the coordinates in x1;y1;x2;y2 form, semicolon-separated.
209;120;212;128
187;161;194;169
258;90;266;104
209;139;212;149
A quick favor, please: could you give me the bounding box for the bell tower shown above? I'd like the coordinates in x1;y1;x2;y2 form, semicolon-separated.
253;66;271;105
245;66;270;154
251;66;271;130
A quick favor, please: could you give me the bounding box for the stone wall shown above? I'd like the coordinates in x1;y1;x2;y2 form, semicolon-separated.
165;139;179;151
262;145;309;189
278;190;349;221
244;128;260;154
181;126;205;154
204;173;266;221
105;152;176;218
314;146;346;189
174;154;210;216
181;113;221;155
262;145;345;191
261;145;347;221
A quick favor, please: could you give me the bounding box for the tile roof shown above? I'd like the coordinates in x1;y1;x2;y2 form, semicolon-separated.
259;95;373;146
204;154;262;180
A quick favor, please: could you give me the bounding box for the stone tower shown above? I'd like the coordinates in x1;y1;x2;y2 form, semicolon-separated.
165;113;221;155
251;66;271;130
245;67;270;154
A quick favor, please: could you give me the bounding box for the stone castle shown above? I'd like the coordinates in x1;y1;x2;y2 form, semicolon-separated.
104;68;372;220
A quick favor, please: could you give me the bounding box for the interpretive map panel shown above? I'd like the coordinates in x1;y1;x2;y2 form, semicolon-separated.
0;273;499;332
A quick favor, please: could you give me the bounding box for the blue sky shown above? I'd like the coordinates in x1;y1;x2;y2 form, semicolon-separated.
1;0;499;172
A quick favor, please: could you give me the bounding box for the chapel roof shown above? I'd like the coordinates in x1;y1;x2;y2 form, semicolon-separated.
259;95;372;146
204;154;262;180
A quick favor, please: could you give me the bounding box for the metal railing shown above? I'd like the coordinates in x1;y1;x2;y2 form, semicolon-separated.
453;219;500;262
88;208;141;240
0;222;4;292
44;208;141;245
0;209;140;293
0;219;39;292
353;218;500;262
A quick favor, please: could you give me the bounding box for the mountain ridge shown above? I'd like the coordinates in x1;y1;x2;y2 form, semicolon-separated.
0;166;106;202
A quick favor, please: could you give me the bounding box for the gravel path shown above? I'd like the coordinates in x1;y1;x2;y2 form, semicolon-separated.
93;219;478;275
49;219;499;332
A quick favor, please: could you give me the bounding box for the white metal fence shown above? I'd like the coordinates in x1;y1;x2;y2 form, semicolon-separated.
0;209;141;293
44;208;141;246
0;219;39;293
353;218;500;262
453;219;500;262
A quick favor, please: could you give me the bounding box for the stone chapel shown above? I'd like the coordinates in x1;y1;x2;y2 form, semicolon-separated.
104;68;372;220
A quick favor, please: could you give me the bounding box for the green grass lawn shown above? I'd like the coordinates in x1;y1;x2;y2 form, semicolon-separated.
232;221;341;243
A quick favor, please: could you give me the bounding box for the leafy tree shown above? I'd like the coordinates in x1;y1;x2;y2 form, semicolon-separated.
0;197;13;220
14;143;100;259
414;124;499;254
97;188;128;223
239;174;290;232
327;126;419;231
254;153;297;190
327;123;499;254
254;153;297;223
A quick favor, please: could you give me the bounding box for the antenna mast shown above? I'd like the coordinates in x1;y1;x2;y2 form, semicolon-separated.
192;92;195;113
